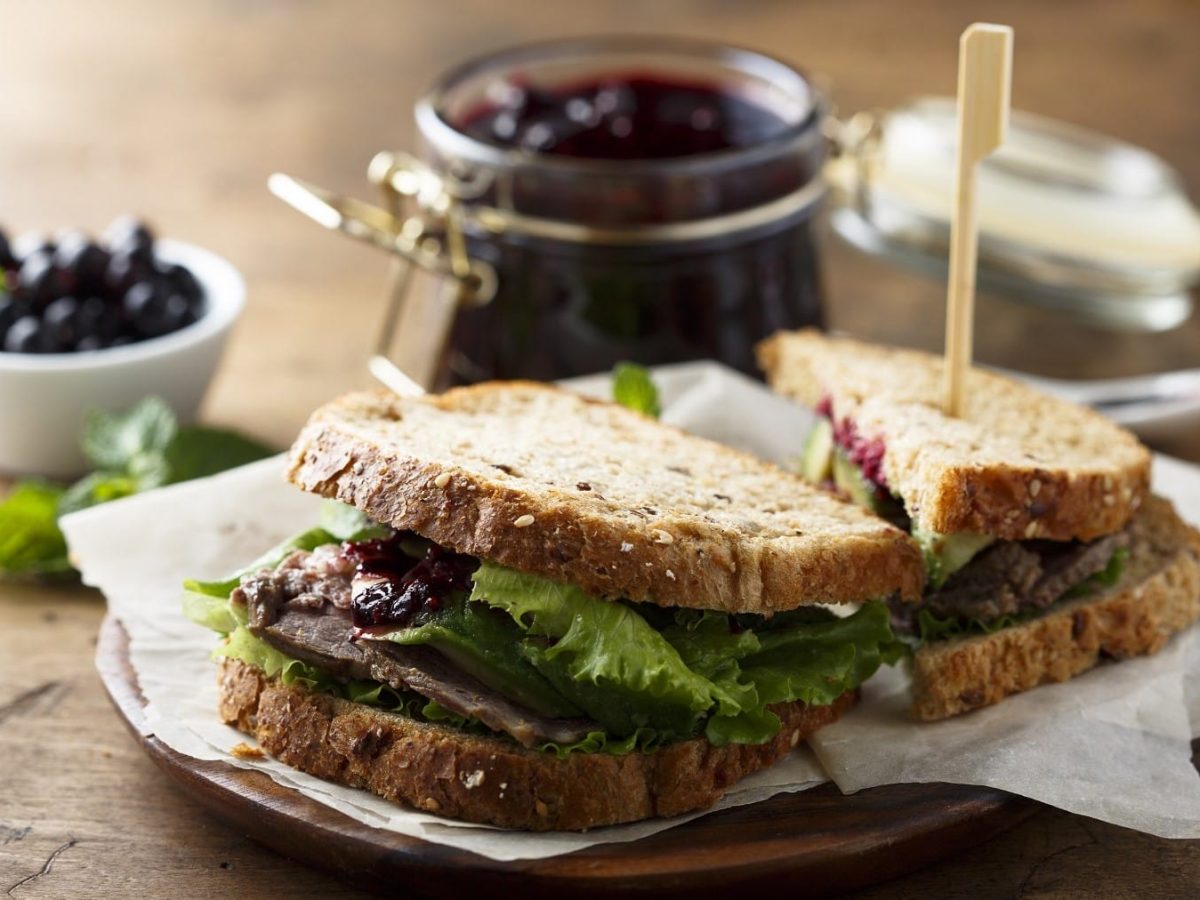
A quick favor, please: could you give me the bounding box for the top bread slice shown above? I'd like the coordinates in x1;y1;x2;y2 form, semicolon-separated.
285;382;923;614
758;330;1151;542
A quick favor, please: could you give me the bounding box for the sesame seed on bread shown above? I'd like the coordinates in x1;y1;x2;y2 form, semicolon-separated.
758;330;1152;542
910;495;1200;720
285;383;923;614
218;657;856;831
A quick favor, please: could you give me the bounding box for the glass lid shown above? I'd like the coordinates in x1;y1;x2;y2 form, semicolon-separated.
826;96;1200;331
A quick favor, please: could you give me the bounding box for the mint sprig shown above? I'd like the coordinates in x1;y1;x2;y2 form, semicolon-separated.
612;362;661;419
0;397;275;580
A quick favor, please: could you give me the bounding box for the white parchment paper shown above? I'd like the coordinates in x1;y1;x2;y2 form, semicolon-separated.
64;362;1200;859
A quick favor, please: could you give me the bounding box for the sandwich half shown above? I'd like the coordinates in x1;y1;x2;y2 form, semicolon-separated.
185;382;922;830
758;330;1200;720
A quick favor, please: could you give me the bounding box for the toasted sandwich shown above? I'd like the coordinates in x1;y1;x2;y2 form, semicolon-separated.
758;330;1200;720
185;382;922;830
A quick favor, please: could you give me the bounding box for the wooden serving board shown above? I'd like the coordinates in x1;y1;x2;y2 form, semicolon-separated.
96;614;1036;897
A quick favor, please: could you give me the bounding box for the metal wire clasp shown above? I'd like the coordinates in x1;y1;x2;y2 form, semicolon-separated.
268;153;497;392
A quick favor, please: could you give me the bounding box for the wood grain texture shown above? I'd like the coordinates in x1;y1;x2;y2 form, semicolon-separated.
2;0;1199;896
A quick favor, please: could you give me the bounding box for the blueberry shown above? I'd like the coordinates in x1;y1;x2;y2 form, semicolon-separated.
104;248;149;299
164;263;203;303
54;234;110;292
161;293;195;333
17;251;66;307
103;216;155;255
77;296;120;341
4;316;44;353
75;334;107;352
43;296;81;348
17;232;56;259
0;228;16;269
0;292;30;333
123;281;168;336
110;334;134;348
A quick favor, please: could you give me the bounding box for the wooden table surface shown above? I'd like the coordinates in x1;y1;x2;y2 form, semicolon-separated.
2;1;1198;897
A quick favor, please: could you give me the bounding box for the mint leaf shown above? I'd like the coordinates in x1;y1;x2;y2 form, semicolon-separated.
57;472;139;516
612;362;661;418
5;396;278;584
0;482;72;578
82;397;177;471
163;425;274;484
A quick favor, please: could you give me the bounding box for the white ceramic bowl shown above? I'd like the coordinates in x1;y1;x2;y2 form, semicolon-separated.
0;239;245;478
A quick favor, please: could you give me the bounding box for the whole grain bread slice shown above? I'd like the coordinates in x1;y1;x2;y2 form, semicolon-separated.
758;330;1151;542
218;657;855;831
286;383;922;614
910;495;1200;720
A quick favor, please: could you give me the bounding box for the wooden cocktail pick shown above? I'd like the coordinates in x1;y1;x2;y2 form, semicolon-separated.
943;23;1013;417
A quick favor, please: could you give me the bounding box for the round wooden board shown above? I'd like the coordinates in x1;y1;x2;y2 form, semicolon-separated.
96;614;1036;897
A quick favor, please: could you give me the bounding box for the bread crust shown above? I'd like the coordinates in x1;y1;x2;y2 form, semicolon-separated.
285;383;923;612
910;497;1200;720
217;658;855;831
758;330;1152;542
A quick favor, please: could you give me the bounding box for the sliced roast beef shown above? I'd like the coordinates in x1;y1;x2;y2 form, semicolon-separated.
1025;531;1128;609
232;553;597;748
901;527;1131;634
924;542;1043;622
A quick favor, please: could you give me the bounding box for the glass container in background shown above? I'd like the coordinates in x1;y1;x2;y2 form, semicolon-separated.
411;37;828;385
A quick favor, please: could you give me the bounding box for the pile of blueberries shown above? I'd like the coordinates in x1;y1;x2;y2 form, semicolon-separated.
0;217;205;354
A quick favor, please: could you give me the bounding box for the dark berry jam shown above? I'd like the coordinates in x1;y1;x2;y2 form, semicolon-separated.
422;48;827;385
821;404;890;494
461;75;791;160
345;533;479;629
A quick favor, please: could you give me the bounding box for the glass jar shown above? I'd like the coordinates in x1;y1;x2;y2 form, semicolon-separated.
412;36;828;385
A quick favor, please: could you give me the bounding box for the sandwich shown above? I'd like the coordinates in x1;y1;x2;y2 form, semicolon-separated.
184;382;923;830
758;330;1200;720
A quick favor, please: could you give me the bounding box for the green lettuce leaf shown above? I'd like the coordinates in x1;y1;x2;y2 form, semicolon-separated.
383;594;580;718
182;590;244;633
191;542;902;756
469;563;715;739
1066;546;1129;596
318;500;390;542
183;526;340;600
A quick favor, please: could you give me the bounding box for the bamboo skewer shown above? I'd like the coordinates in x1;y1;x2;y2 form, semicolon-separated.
943;23;1014;417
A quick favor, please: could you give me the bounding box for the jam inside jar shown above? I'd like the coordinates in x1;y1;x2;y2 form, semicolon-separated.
416;37;827;384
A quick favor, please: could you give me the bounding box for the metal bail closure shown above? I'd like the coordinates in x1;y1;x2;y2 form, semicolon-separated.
267;154;497;392
825;96;1200;332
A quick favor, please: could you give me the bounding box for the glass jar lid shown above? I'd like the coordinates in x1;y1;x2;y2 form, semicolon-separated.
827;96;1200;331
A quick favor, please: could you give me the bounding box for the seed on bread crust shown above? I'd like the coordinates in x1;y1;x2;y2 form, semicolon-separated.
514;514;535;528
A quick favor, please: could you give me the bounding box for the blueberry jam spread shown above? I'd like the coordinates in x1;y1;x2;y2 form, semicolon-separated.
461;74;791;159
344;532;479;629
0;217;206;354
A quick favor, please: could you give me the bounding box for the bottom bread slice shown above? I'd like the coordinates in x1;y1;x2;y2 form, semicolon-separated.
912;496;1200;721
218;658;855;831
